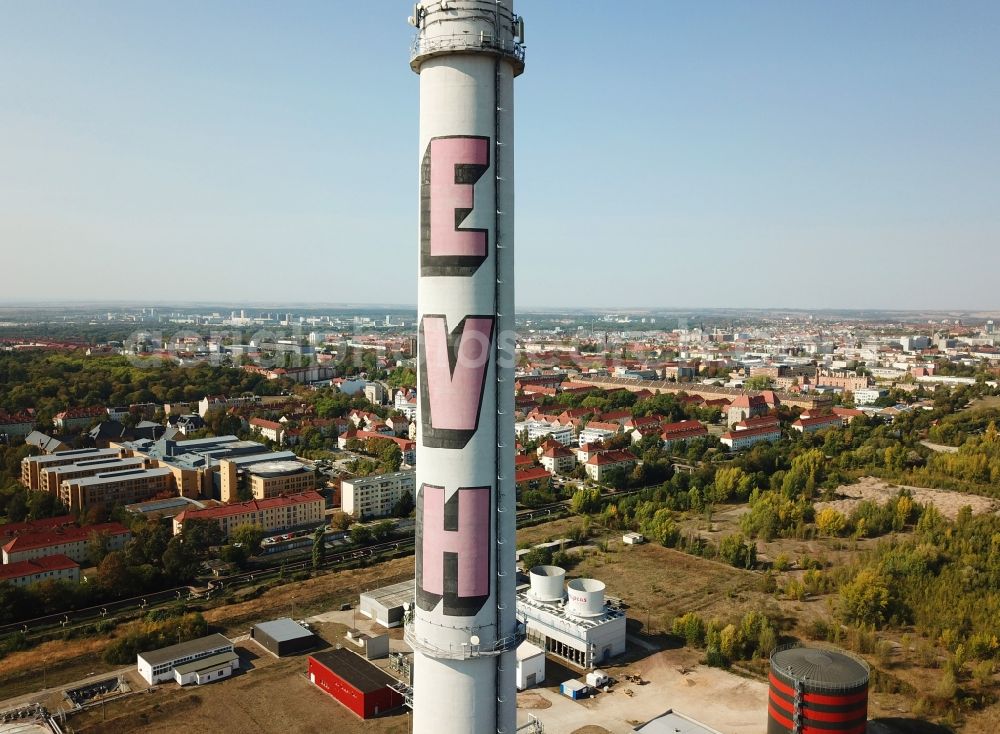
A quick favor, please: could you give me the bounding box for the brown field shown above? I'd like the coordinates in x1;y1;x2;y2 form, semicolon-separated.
817;476;999;520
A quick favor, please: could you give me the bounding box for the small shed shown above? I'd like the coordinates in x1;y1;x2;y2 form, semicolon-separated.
251;618;316;657
622;532;645;545
516;641;546;690
560;679;588;700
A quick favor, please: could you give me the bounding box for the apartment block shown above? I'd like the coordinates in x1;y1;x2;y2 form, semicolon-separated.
342;470;415;519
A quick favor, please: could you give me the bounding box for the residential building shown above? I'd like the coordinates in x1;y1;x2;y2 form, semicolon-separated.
658;420;708;450
585;450;636;482
0;410;35;438
0;555;80;587
393;389;417;420
249;418;285;444
539;444;575;475
791;414;843;434
2;522;130;565
735;415;780;432
341;470;415;519
514;420;573;447
516;467;552;491
53;406;106;432
578;421;621;447
853;388;887;406
21;448;123;491
198;394;261;417
364;383;386;405
816;370;874;392
831;407;866;425
40;457;146;496
172;491;325;539
720;424;781;450
0;515;76;543
60;468;176;513
727;394;768;428
339;430;416;465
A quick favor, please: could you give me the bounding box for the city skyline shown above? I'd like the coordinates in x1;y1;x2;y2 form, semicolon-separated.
3;1;999;309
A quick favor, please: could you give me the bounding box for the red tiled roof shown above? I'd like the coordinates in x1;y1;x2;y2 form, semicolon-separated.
737;415;780;430
250;418;283;431
722;425;781;440
541;445;574;458
177;491;323;523
2;522;129;554
515;454;536;467
54;406;106;420
792;414;841;427
587;450;636;466
516;467;551;484
0;554;79;581
0;515;76;542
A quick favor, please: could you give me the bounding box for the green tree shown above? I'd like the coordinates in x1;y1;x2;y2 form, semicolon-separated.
230;523;265;555
312;526;327;570
719;533;756;569
839;568;891;628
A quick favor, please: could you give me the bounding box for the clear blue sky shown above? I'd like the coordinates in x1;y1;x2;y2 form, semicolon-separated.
2;1;998;310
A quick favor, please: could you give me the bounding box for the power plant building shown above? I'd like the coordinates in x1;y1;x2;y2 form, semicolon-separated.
517;566;627;669
250;618;316;657
359;579;416;629
768;646;869;734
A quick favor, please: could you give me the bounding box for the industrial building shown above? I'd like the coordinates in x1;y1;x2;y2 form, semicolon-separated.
308;648;404;719
633;710;723;734
515;641;545;690
341;470;415;519
173;650;239;686
358;579;415;628
768;646;869;734
250;618;316;657
137;633;236;685
516;566;627;669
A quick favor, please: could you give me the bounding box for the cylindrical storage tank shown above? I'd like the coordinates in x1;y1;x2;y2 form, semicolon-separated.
768;647;869;734
528;565;566;602
565;579;605;617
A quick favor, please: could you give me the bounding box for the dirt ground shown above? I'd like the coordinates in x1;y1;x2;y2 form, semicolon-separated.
66;644;411;734
816;476;999;520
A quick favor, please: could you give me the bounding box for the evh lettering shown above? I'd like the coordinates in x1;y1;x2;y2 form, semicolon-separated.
419;315;495;449
420;135;491;277
415;484;491;616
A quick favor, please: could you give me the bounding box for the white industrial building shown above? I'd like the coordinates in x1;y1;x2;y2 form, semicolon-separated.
516;566;626;669
515;641;546;690
137;633;236;685
359;579;415;628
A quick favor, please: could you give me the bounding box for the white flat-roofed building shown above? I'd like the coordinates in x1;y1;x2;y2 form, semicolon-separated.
359;579;416;628
516;566;626;669
854;388;888;406
137;633;235;685
514;420;573;447
342;470;415;519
